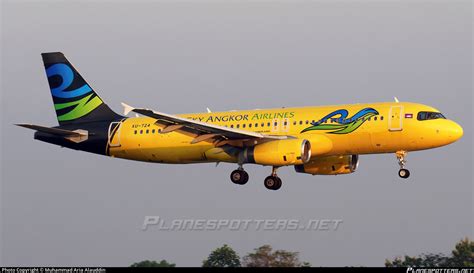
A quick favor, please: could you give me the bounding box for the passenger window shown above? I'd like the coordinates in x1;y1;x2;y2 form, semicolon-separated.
380;116;384;121
293;121;297;125
140;130;143;134
267;122;271;127
134;130;137;134
230;125;234;128
152;129;155;133
274;121;278;126
374;117;377;121
242;124;246;128
236;124;240;128
249;124;252;128
283;121;287;126
261;123;265;127
305;120;309;124
299;121;303;125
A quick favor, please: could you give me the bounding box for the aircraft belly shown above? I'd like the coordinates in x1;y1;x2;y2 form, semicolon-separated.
140;144;215;163
109;125;216;163
316;134;365;155
348;132;373;154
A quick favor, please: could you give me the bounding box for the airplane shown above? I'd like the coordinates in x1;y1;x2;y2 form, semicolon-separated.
17;52;464;190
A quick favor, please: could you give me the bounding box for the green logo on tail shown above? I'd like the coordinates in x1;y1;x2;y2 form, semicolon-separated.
46;63;103;122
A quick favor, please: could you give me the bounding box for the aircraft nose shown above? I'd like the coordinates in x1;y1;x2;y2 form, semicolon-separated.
447;121;463;143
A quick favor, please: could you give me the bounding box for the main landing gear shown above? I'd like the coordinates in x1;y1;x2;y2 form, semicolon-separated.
229;166;282;190
230;167;249;185
264;167;282;191
396;151;410;179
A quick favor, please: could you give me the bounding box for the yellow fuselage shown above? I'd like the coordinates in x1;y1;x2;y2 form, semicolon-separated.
108;102;463;164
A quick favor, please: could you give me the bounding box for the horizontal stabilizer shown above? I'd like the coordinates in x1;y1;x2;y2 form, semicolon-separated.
15;124;89;143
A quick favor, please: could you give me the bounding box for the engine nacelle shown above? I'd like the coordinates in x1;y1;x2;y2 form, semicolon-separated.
243;139;311;166
294;155;359;175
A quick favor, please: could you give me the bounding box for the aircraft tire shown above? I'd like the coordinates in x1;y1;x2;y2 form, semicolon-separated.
398;168;410;179
264;176;282;190
230;170;249;185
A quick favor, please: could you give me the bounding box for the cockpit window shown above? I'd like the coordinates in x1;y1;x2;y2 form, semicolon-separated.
417;111;446;121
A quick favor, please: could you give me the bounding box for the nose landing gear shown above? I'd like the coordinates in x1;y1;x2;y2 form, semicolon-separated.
396;151;410;179
398;168;410;179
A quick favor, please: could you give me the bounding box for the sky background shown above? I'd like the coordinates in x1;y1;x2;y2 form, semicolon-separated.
1;0;472;267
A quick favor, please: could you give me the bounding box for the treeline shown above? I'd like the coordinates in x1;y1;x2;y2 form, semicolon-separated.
385;237;473;267
131;237;473;267
131;244;309;267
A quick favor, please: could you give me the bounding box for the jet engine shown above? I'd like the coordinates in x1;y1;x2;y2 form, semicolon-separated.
294;155;359;175
243;139;311;166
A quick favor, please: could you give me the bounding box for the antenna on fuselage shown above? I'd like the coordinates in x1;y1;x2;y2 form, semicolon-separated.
207;107;212;113
394;97;400;103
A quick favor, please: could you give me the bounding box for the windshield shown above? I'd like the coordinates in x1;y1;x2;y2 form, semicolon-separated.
417;111;446;121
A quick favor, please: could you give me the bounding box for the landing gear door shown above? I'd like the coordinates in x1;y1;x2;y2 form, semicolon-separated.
108;121;122;147
389;106;403;131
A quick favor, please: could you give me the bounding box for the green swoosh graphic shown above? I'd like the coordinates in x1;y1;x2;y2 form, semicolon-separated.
54;94;103;121
302;112;378;134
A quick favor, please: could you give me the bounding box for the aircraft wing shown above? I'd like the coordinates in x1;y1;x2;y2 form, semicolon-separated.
122;103;287;143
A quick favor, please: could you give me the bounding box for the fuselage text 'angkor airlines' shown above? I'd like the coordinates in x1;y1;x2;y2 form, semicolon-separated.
18;53;464;190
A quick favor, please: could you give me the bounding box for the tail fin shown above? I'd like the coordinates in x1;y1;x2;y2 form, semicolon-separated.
42;52;121;125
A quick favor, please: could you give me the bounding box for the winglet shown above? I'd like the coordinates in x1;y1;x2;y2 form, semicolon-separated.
394;97;400;103
121;102;135;116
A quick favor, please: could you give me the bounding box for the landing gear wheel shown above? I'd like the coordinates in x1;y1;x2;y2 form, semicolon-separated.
395;151;411;179
264;176;282;190
230;170;249;185
273;177;282;190
398;168;410;179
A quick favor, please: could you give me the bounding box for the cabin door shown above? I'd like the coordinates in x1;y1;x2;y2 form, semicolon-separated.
271;118;280;133
388;105;403;131
108;121;122;147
